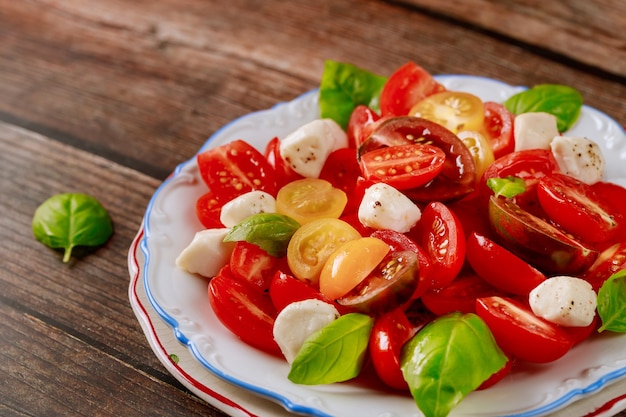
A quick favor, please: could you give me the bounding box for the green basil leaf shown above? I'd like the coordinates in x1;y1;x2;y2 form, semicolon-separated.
504;84;583;132
401;312;508;417
487;176;527;198
32;193;114;263
223;213;300;257
288;313;373;385
597;269;626;333
319;60;387;129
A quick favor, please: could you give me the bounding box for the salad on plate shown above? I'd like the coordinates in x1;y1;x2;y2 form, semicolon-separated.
170;60;626;417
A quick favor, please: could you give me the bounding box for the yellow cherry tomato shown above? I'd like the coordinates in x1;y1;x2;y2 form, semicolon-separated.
457;130;495;181
319;237;391;300
409;91;484;133
276;178;347;225
287;218;361;286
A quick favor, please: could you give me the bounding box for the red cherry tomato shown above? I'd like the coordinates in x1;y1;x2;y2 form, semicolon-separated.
347;105;382;149
319;148;362;214
537;173;619;244
369;308;416;390
195;192;225;229
268;270;346;313
264;137;303;190
476;296;574;363
379;61;446;117
482;101;514;159
592;181;626;245
208;266;281;355
360;116;476;202
477;356;513;390
466;231;546;296
229;241;277;291
581;242;626;291
360;143;446;190
563;315;599;345
421;273;500;316
415;201;466;289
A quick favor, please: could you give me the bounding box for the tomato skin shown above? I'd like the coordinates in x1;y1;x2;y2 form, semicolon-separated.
196;192;225;229
369;308;416;390
476;296;574;363
268;270;347;313
482;101;514;159
319;148;362;214
581;242;626;291
198;139;276;201
264;137;303;190
360;143;446;190
347;105;382;149
229;241;277;291
421;273;500;316
415;201;466;289
361;116;476;202
537;173;619;244
563;315;599;345
466;231;546;296
208;266;281;355
477;356;513;390
379;62;446;117
488;196;598;275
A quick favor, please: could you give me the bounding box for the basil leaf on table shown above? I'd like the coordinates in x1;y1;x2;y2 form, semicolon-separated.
319;60;388;129
504;84;583;132
401;312;508;417
288;313;373;385
597;269;626;333
32;193;114;263
223;213;300;257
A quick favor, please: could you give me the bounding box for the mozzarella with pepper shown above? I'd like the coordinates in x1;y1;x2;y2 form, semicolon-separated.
358;182;421;233
272;299;340;364
175;228;236;277
550;136;605;184
529;276;597;327
279;118;348;178
219;190;276;227
514;112;559;151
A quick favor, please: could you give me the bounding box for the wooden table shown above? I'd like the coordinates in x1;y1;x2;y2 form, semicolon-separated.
2;1;626;416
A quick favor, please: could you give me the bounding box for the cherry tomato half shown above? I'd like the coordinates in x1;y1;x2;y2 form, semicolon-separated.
276;178;347;224
359;143;446;190
476;296;574;363
592;181;626;246
466;231;546;296
268;270;346;313
319;147;362;214
581;242;626;291
229;241;277;291
421;272;500;316
409;91;485;134
208;266;281;355
379;61;446;117
196;192;225;229
482;101;514;159
347;105;383;149
198;139;276;202
537;173;619;244
264;137;303;190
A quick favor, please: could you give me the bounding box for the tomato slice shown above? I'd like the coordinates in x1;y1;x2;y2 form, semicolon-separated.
408;91;485;134
196;192;225;229
359;143;446;190
229;241;277;291
369;308;416;390
198;139;276;201
476;296;574;363
276;178;347;224
581;242;626;291
347;105;383;149
482;101;514;159
488;196;598;274
413;201;466;289
208;266;281;355
537;173;619;244
360;116;476;202
421;273;500;316
264;137;303;190
466;231;546;296
379;61;446;117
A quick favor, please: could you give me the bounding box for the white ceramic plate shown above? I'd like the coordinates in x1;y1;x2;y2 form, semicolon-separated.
139;75;626;417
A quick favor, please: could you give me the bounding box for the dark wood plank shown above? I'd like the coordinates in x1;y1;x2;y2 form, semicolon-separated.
0;0;624;181
394;0;626;78
0;122;224;416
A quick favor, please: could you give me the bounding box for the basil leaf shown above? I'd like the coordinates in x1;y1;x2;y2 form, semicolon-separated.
487;176;527;198
32;193;114;263
597;269;626;333
319;60;387;129
223;213;300;257
288;313;373;385
401;312;508;417
504;84;583;132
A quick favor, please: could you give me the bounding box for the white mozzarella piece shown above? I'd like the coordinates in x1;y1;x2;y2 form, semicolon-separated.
357;182;421;233
219;190;276;227
175;228;235;278
550;135;605;184
272;299;340;364
514;112;559;151
279;118;348;178
529;276;597;327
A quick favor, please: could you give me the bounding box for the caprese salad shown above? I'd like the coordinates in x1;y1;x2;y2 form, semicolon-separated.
175;60;626;417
